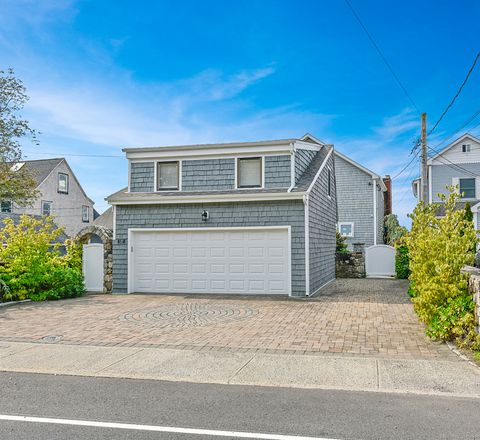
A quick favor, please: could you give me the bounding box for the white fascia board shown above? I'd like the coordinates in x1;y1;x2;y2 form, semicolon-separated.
306;146;334;194
299;133;327;145
427;133;480;164
108;192;306;205
124;142;295;160
292;140;323;151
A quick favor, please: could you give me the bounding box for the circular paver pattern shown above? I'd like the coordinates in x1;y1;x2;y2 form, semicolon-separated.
119;303;258;328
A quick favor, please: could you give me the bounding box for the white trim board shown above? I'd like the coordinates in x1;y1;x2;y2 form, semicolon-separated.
127;226;292;296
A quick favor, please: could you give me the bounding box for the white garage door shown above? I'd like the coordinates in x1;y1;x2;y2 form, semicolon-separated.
130;227;291;295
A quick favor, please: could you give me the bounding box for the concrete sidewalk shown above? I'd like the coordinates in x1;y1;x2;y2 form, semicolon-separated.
0;341;478;398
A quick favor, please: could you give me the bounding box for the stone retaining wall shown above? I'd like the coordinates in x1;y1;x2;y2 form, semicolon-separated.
335;251;365;278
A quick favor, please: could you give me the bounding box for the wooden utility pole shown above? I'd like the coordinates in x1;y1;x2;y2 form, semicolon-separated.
420;112;428;203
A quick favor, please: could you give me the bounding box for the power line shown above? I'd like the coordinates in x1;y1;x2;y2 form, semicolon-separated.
344;0;420;112
392;148;420;180
431;110;480;152
428;51;480;136
427;144;480;178
24;151;123;158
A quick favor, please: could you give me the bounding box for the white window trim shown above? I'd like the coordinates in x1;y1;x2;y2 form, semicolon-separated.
459;177;476;200
41;200;53;216
155;160;182;192
58;173;69;194
338;222;354;238
235;156;264;190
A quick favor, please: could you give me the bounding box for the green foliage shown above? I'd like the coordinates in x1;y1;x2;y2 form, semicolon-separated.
0;215;85;301
0;68;39;205
464;202;474;223
395;245;410;279
405;187;480;348
384;214;408;246
61;238;83;271
336;232;349;254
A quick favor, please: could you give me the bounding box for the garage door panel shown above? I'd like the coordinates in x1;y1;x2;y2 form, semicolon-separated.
132;228;290;295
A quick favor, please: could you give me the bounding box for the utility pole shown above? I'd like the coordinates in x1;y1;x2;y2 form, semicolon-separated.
420;112;428;203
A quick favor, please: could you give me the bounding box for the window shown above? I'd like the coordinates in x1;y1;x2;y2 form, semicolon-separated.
237;157;262;188
338;222;354;238
82;205;90;223
157;161;179;190
462;144;471;153
0;201;12;213
58;173;69;194
459;178;476;199
41;201;52;216
327;168;332;197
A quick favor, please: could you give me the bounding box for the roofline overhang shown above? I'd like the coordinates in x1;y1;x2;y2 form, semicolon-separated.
106;191;307;205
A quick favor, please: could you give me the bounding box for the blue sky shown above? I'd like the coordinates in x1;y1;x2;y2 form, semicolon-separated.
1;0;479;223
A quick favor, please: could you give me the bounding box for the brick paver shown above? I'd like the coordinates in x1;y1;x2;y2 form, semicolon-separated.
0;279;456;359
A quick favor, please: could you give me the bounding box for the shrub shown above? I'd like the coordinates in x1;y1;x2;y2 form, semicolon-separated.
30;266;85;301
60;238;83;271
336;232;349;254
395;245;410;279
384;214;408;246
0;215;85;301
405;188;480;348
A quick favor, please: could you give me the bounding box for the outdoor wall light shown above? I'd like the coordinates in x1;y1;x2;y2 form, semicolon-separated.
201;210;209;222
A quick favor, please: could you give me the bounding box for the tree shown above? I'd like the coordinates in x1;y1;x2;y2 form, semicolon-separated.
0;68;38;205
383;213;408;246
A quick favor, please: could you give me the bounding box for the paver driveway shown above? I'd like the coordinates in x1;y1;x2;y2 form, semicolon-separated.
0;279;456;359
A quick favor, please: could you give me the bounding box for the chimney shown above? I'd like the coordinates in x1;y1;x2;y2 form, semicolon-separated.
383;175;392;216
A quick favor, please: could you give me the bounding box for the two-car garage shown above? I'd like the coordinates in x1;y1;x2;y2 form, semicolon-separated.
129;227;291;296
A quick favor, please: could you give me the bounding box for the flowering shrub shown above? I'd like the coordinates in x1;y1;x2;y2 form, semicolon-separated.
405;188;480;349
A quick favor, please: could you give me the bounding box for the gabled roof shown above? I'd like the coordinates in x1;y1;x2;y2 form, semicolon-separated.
300;133;326;146
22;158;64;186
428;133;480;164
333;150;387;191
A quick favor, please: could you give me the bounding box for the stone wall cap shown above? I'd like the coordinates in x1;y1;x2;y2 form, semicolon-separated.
461;265;480;276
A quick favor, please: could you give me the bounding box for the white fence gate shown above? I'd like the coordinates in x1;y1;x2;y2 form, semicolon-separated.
82;243;104;292
365;245;396;278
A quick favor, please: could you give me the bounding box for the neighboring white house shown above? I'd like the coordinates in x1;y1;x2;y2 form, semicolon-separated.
412;133;480;227
0;158;96;236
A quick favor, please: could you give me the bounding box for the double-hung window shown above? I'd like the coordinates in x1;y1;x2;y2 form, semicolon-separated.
58;173;69;194
42;200;52;216
82;205;90;223
157;161;179;191
237;157;262;188
459;178;476;199
462;144;471;153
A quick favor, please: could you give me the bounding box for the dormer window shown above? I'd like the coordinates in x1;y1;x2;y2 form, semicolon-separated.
58;173;69;194
157;161;179;191
237;157;262;188
462;144;471;153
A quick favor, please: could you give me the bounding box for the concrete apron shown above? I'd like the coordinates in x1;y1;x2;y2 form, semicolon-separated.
0;341;479;398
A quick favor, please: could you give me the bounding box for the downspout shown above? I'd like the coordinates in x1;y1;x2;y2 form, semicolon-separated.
303;193;310;296
288;143;296;192
373;178;378;246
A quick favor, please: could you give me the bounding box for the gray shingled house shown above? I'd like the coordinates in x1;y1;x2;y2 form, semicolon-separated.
106;136;337;297
0;158;96;237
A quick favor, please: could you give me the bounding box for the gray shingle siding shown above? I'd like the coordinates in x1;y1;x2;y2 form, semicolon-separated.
264;155;291;188
295;149;317;183
130;162;155;192
308;153;336;293
182;159;235;191
335;154;380;248
431;163;480;204
113;200;306;296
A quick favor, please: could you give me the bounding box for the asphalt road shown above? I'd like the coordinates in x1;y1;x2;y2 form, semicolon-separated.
0;372;478;439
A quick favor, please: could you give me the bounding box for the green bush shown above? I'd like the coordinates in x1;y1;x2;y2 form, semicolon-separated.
0;215;85;301
395;245;410;279
30;266;85;301
336;232;349;254
405;188;480;348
